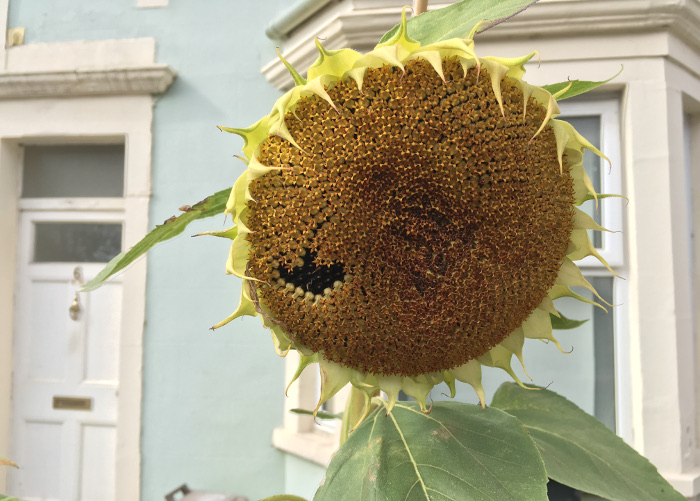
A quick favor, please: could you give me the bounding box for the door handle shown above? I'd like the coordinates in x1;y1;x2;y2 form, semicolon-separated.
69;266;84;321
69;293;81;321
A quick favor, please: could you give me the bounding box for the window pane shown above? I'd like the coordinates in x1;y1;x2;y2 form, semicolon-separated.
563;116;603;248
34;223;122;263
22;144;125;198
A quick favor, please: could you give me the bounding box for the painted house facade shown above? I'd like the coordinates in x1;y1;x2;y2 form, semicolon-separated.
0;0;698;500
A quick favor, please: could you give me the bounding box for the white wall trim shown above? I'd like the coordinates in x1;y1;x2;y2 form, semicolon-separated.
0;39;175;99
0;66;176;99
137;0;169;8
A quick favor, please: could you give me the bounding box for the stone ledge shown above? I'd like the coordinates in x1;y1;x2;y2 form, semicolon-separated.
0;65;176;99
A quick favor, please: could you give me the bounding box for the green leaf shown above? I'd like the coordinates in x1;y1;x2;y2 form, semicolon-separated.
550;312;588;330
290;408;342;420
315;401;548;501
542;66;623;100
81;188;231;292
379;0;540;46
0;495;23;501
491;383;686;501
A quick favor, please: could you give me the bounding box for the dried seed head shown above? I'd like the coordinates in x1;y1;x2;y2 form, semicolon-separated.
246;58;574;377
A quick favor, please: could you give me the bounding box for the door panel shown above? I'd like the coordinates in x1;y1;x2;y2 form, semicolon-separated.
8;211;122;501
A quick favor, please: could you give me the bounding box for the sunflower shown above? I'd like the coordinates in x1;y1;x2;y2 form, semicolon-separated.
214;10;613;416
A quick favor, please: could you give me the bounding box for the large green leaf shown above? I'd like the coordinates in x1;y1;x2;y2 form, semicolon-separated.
491;383;685;501
379;0;540;46
315;401;548;501
82;188;230;292
0;495;23;501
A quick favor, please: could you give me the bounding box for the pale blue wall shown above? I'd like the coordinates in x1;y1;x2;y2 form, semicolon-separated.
8;1;293;499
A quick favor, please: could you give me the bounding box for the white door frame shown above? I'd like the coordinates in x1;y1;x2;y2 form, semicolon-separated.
0;96;152;499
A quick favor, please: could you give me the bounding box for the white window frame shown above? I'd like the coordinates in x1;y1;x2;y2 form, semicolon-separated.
559;97;625;274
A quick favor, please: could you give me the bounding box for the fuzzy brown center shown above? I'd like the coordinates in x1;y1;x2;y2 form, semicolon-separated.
245;57;574;376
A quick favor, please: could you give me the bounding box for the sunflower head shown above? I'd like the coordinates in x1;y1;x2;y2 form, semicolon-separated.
215;9;613;415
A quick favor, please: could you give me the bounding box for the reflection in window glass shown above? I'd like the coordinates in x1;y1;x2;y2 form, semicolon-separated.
563;116;603;248
22;144;125;198
34;223;122;263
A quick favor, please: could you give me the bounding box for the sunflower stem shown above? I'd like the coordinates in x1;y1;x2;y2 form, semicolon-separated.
340;386;367;445
412;0;428;16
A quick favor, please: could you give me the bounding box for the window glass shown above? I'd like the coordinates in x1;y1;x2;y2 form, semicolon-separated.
565;116;603;248
34;222;122;263
22;144;125;198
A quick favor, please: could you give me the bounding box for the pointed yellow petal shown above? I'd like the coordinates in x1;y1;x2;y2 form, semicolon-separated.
500;328;531;380
315;360;352;415
286;353;319;396
308;39;362;81
210;283;258;330
401;376;434;413
478;345;527;388
375;6;420;53
556;257;612;305
548;284;608;312
481;59;509;117
482;51;539;79
450;360;485;408
218;116;271;161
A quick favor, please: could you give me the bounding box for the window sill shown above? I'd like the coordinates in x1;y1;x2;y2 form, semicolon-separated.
272;427;340;466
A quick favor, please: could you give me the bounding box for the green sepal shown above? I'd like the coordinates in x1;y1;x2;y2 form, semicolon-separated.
82;188;230;292
542;65;623;100
550;312;588;330
277;48;307;86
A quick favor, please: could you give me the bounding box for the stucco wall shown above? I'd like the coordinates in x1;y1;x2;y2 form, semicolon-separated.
7;1;290;499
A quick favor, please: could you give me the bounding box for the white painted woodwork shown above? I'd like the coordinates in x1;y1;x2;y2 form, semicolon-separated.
8;211;123;501
0;37;159;498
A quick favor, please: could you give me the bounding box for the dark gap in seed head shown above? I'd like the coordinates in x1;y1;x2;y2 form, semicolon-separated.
277;249;345;295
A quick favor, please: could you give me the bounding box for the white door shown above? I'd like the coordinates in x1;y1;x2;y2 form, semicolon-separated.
8;209;123;501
